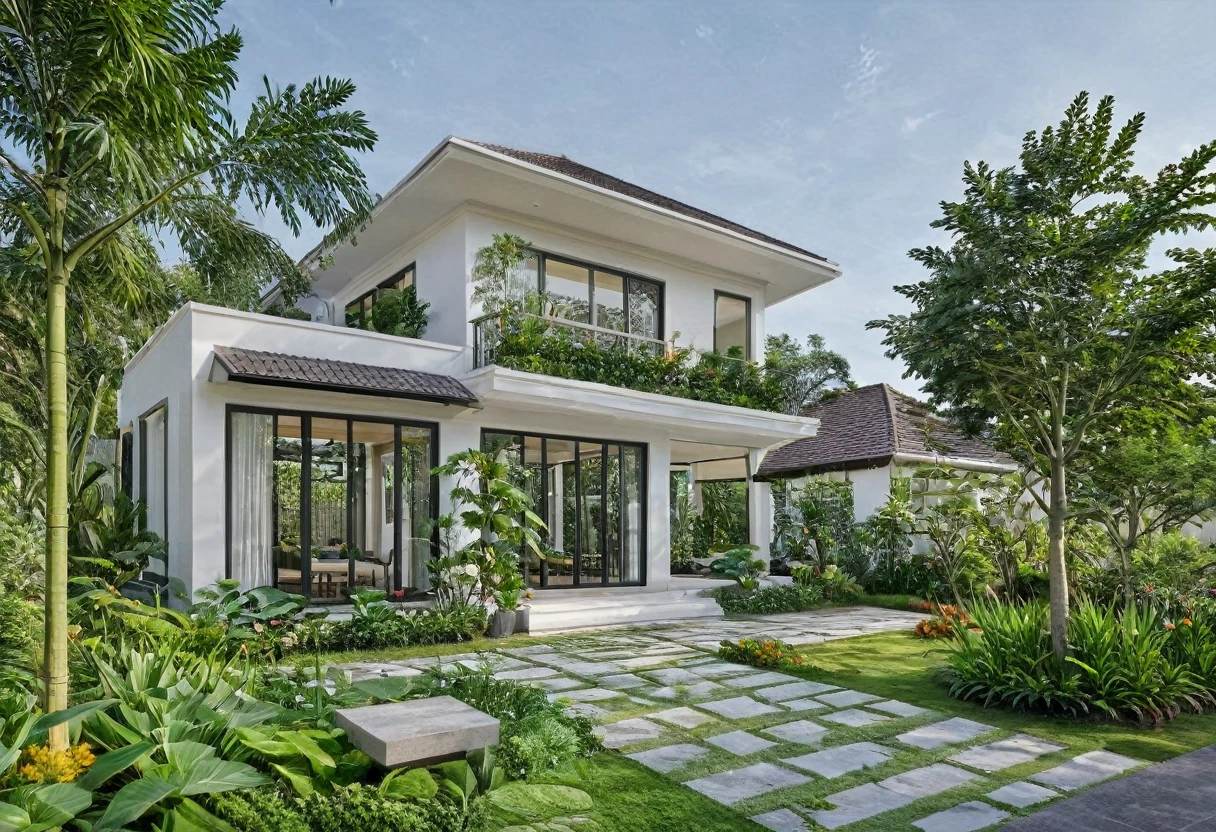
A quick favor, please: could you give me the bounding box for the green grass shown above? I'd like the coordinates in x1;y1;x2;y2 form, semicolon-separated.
854;593;917;612
535;753;761;831
311;630;551;665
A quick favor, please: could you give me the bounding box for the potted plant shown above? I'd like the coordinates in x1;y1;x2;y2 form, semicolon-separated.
513;588;535;634
489;569;526;638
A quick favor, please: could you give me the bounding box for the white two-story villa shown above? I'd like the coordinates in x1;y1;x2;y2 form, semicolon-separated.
117;138;839;621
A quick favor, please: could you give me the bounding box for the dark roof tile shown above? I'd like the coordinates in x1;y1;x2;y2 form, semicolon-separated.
212;346;477;405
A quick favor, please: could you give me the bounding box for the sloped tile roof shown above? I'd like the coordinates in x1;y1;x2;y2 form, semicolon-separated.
465;140;830;264
756;383;1011;478
212;346;477;405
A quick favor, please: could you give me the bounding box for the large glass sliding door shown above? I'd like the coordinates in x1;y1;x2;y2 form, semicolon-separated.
227;406;437;602
483;430;646;589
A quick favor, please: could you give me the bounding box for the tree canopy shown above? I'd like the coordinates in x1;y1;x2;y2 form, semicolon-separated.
869;92;1216;657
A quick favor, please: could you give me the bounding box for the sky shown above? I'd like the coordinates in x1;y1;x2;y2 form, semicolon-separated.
222;0;1216;390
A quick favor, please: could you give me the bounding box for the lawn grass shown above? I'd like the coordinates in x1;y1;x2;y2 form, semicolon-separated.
312;630;550;665
535;752;762;831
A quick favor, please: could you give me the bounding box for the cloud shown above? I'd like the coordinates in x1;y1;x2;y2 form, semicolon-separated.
901;110;941;135
843;44;882;101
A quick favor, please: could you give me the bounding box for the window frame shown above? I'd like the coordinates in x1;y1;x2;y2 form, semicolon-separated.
343;262;417;330
480;426;648;590
224;403;439;600
137;399;170;586
535;252;665;341
713;289;752;359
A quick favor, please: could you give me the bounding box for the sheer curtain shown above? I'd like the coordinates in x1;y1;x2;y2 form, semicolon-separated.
230;412;274;589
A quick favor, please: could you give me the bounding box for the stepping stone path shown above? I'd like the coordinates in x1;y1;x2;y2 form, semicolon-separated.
985;781;1059;808
627;743;710;773
913;800;1010;832
686;762;812;805
897;717;998;750
782;741;893;778
335;608;1150;832
706;730;777;756
1029;750;1143;791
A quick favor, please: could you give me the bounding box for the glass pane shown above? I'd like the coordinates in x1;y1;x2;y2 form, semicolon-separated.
229;412;274;590
384;266;414;291
622;446;644;582
345;301;362;329
628;280;661;341
522;435;546;588
578;442;604;585
605;445;621;583
272;415;304;596
714;293;749;357
141;407;167;583
545;438;576;587
545;259;591;324
350;421;395;594
308;417;348;602
401;426;434;591
361;295;376;332
594;271;626;332
519;254;541;310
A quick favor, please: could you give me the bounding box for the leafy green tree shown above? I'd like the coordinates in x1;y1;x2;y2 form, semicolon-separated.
0;0;376;741
764;332;853;414
1075;420;1216;604
870;93;1216;658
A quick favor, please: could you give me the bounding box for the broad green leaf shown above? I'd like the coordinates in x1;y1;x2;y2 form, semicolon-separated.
487;784;593;821
0;803;31;832
77;742;155;791
94;775;179;831
271;759;316;797
165;798;240;832
21;783;93;832
350;676;415;701
281;731;336;773
175;757;269;796
379;767;438;801
33;699;116;734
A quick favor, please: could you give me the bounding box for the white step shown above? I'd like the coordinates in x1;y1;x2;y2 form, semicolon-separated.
527;587;723;633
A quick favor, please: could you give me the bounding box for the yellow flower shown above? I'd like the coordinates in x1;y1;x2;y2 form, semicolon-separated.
17;743;94;784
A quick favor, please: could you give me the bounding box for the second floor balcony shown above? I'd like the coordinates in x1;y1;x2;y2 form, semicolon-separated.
471;310;804;415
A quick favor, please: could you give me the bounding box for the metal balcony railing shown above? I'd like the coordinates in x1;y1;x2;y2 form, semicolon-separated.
472;311;666;369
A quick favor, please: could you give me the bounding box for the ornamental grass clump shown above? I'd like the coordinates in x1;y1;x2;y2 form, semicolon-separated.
944;598;1216;723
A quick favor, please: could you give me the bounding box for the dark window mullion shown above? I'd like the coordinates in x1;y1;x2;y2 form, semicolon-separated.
600;442;608;586
301;415;312;602
573;441;582;587
393;426;404;592
618;444;626;584
346;420;355;597
540;437;549;588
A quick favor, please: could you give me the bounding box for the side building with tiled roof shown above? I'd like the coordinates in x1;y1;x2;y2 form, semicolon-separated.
756;384;1017;522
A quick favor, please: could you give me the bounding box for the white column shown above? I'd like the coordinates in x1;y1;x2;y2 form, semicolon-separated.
747;448;772;569
437;420;481;550
647;437;671;591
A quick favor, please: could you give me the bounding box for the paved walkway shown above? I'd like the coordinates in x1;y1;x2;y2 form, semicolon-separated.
339;606;1154;831
1002;744;1216;831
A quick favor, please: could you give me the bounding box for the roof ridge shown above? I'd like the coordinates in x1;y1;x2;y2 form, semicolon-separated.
879;383;902;456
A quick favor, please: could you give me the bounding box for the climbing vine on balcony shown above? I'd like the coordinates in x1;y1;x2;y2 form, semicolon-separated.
488;312;790;412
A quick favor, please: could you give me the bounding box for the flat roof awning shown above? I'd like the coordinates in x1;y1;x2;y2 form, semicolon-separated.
210;346;479;406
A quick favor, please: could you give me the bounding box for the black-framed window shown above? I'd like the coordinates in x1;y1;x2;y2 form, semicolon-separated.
344;263;416;331
527;253;664;341
713;290;751;359
482;429;646;590
225;405;438;603
138;401;169;586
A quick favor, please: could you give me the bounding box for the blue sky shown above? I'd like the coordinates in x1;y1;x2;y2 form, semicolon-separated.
223;1;1216;389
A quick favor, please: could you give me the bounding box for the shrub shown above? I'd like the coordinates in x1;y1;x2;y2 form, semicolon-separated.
300;785;467;832
718;638;807;669
709;544;766;591
914;618;953;639
792;563;863;602
944;598;1216;722
208;788;309;832
370;285;430;339
0;591;39;672
712;583;823;614
313;603;488;652
0;504;42;595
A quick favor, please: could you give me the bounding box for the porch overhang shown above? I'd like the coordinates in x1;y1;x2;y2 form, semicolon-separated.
462;366;819;447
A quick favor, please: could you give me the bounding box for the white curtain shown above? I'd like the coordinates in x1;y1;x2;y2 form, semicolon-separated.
230;412;274;589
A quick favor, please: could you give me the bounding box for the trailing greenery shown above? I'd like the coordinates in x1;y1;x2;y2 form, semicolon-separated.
712;583;824;615
944;598;1216;722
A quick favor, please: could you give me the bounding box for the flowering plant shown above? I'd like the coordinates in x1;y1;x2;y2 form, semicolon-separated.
718;637;808;669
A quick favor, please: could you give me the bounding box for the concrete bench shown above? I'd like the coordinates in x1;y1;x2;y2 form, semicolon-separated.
335;696;500;768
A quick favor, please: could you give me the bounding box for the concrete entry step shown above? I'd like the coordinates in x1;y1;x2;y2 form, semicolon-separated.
527;584;726;632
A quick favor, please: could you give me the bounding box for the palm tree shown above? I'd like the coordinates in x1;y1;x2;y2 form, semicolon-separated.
0;0;376;746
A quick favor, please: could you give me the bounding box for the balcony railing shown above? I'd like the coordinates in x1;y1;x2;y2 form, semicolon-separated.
471;311;807;415
472;311;665;369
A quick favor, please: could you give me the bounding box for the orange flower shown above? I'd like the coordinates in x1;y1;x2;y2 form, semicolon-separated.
1164;622;1176;631
1183;618;1193;626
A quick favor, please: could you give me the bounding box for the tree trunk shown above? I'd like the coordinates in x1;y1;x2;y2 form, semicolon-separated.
1046;451;1070;661
1121;509;1139;607
44;250;70;751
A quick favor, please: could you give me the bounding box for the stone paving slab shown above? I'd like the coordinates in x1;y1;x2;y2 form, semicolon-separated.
724;671;801;689
897;717;998;750
598;673;650;689
949;734;1066;772
535;676;587;692
548;687;623;703
557;659;624;677
648;706;718;729
808;782;917;829
762;719;830;746
626;743;711;773
816;689;883;708
687;662;762;679
912;801;1009;832
984;781;1059;808
697;695;782;720
644;667;705;685
782;742;893;778
651;680;724;700
494;665;558;681
780;697;829;712
564;702;609;719
706;730;778;756
754;680;840;702
866;699;932;718
594;718;664;749
615;655;681;671
882;763;979;797
685;761;812;805
1029;750;1143;791
820;708;891;728
750;807;808;831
